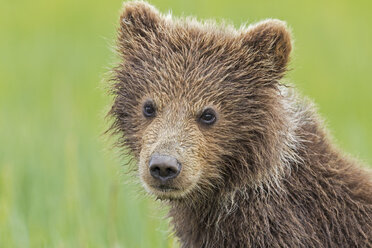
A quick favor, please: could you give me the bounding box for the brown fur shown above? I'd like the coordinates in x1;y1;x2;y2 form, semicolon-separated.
107;1;372;247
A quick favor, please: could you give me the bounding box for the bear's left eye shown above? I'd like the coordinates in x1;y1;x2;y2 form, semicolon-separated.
199;108;217;126
143;100;156;118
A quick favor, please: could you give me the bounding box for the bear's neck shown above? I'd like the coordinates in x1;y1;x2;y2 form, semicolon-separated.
168;185;273;247
169;179;300;247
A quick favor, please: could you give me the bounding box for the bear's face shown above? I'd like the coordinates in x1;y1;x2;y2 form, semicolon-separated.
136;97;223;199
109;2;292;200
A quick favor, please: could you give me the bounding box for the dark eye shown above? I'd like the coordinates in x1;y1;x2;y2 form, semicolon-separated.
199;108;217;126
143;101;156;118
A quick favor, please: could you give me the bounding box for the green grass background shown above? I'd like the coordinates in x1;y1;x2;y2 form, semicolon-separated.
1;0;371;247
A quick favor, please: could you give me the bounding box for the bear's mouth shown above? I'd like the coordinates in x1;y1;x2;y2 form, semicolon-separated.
148;184;189;200
152;184;180;192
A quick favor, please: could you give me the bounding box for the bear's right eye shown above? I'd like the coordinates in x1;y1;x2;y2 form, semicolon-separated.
143;101;156;118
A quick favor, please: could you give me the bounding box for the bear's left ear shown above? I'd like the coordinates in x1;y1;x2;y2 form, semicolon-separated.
242;19;292;76
117;1;162;52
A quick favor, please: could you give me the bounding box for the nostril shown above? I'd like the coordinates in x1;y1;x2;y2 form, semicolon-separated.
149;154;181;181
150;165;161;176
166;167;174;175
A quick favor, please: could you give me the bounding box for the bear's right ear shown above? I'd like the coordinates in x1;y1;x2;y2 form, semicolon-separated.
117;1;161;51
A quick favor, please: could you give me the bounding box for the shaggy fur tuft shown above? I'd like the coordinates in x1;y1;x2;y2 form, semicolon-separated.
107;1;372;247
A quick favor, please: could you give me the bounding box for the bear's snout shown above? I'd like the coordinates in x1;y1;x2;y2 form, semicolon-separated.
149;154;182;182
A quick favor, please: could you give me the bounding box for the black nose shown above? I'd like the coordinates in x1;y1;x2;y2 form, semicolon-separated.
149;154;181;181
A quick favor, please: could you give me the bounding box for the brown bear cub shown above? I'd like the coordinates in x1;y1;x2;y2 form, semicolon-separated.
108;1;372;247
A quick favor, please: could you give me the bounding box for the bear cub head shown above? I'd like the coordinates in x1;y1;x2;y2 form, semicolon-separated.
109;1;293;201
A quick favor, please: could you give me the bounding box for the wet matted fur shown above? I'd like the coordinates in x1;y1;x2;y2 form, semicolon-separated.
107;1;372;247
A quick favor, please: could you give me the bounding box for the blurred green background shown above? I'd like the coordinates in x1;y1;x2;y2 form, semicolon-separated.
1;0;371;247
